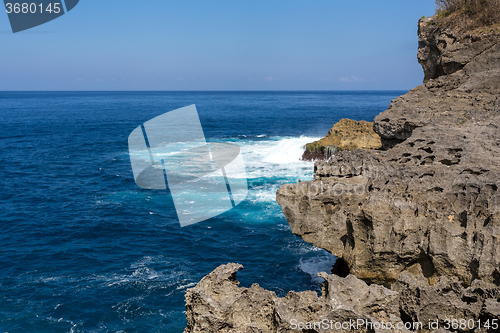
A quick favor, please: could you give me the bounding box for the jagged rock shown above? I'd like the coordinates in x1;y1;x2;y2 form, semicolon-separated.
184;265;500;333
184;263;412;333
302;119;381;161
278;143;500;286
183;263;279;333
278;16;500;287
483;298;500;318
392;273;500;332
417;16;500;83
375;17;500;147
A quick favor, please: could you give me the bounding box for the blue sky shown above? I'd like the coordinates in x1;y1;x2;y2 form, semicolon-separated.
0;0;437;90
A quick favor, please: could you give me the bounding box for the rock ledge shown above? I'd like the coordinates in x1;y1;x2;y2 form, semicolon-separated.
302;119;382;161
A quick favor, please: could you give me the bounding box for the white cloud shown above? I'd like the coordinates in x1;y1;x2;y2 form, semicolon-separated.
339;76;365;83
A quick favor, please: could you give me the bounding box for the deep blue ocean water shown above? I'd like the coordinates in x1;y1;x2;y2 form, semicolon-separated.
0;91;405;333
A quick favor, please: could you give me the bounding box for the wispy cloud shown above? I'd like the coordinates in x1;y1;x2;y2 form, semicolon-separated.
339;76;365;83
264;76;275;81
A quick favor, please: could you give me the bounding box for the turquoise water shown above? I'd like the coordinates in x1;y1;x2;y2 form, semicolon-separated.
0;91;404;332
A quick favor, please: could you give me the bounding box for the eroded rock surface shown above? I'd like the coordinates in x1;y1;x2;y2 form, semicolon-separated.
184;16;500;333
393;272;500;329
278;16;500;287
184;263;409;333
377;17;500;148
417;16;500;83
184;264;500;333
302;119;382;161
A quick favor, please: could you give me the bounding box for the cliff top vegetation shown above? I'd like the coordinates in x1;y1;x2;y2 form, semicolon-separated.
435;0;500;30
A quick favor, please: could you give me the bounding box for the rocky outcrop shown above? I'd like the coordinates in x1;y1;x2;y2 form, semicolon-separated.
278;144;500;287
184;15;500;333
376;17;500;149
278;15;500;287
184;264;500;333
302;119;382;161
417;16;500;82
184;263;407;333
392;272;500;328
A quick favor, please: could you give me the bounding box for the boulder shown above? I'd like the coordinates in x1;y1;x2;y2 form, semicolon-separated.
302;119;382;161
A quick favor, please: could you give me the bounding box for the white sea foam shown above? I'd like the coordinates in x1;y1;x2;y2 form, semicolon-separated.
262;136;315;164
247;184;281;204
118;135;321;222
229;136;320;213
239;136;320;179
298;252;337;283
176;282;197;290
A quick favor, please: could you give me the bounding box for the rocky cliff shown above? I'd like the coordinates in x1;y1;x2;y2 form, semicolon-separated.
184;263;405;333
184;16;500;333
279;17;500;287
183;264;500;333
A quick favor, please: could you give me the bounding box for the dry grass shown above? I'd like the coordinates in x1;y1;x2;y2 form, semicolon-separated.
436;0;500;27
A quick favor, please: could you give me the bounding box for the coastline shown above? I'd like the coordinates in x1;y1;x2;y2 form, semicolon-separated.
183;14;500;333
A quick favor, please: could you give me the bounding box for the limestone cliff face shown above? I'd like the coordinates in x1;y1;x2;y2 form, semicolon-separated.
417;16;500;83
278;17;500;287
185;16;500;333
377;17;500;148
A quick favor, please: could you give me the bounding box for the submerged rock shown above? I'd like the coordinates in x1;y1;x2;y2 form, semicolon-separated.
302;118;382;161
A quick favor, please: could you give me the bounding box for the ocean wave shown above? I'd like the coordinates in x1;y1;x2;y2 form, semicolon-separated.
298;252;337;283
112;136;319;225
240;136;318;177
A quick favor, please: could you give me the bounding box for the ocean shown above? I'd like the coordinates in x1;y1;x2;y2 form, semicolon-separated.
0;91;405;333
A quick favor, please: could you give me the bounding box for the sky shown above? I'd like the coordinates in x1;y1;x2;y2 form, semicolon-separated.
0;0;437;91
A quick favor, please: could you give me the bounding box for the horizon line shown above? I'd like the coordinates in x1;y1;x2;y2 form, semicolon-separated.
0;89;410;93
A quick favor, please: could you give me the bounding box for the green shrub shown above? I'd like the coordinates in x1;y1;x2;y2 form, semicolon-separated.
437;10;448;19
